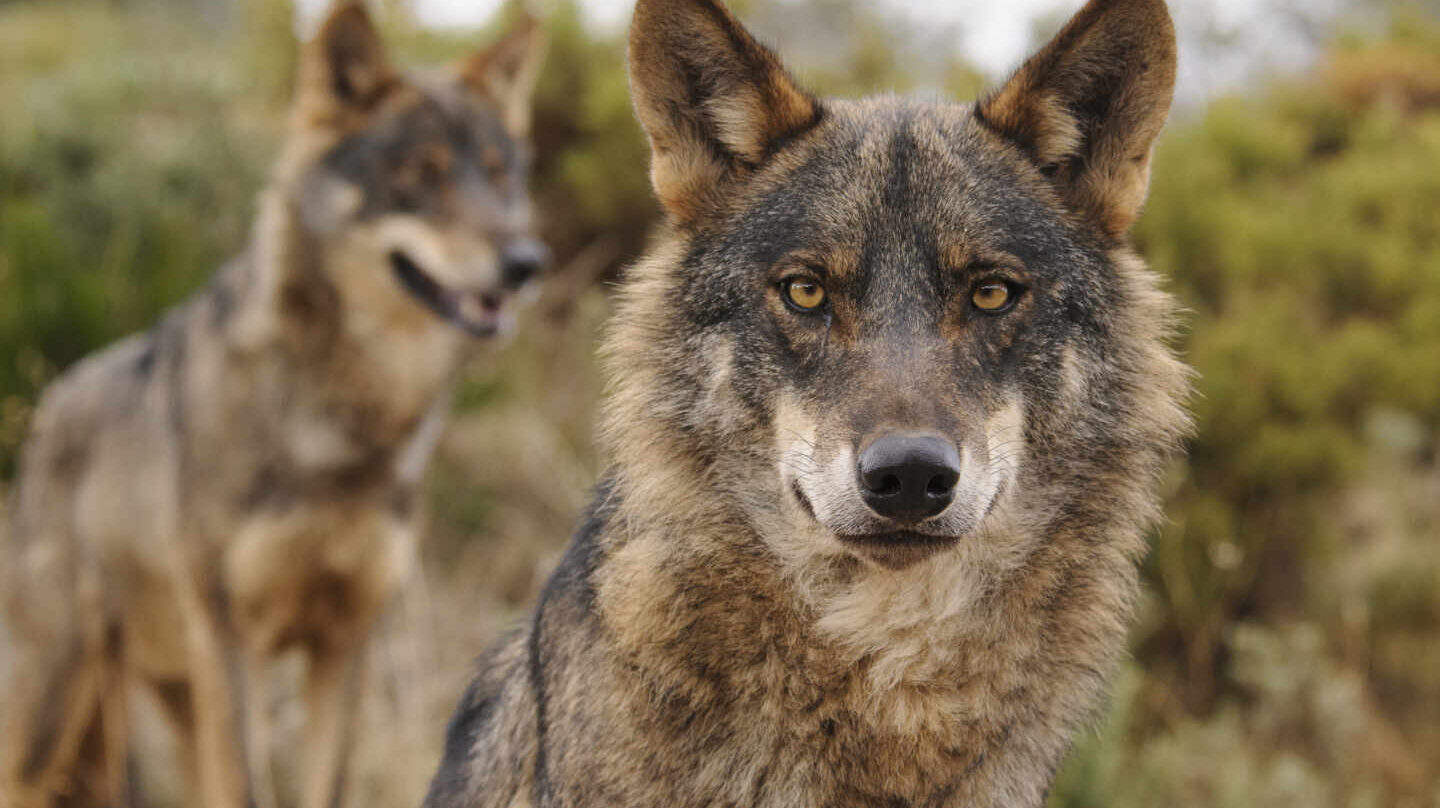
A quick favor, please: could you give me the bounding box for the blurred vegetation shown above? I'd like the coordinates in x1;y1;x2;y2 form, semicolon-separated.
1;1;1438;806
0;5;273;471
1057;13;1440;806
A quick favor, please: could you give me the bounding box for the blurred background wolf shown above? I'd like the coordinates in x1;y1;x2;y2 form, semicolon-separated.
1;0;1438;807
0;3;546;807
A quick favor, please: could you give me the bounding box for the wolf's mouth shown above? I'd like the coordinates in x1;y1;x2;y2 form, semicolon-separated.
790;480;963;568
390;250;507;338
835;531;961;570
837;531;959;548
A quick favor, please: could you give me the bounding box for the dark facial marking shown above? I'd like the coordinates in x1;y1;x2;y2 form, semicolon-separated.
316;87;530;223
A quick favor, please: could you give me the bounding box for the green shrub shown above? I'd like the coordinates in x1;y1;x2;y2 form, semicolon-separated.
0;6;274;474
1053;20;1440;804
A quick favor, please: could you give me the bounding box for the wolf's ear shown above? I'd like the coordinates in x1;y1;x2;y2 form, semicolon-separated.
629;0;823;224
297;3;397;126
976;0;1177;239
461;13;547;136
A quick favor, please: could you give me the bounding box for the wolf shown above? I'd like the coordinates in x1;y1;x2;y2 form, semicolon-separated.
0;5;546;808
423;0;1189;805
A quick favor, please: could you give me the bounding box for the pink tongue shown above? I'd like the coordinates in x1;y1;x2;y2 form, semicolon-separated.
456;292;505;323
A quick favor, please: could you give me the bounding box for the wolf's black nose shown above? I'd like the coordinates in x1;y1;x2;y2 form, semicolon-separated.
858;434;961;523
500;238;550;289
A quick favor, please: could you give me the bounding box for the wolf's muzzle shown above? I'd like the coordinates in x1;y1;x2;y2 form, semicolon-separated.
857;433;961;523
390;250;506;338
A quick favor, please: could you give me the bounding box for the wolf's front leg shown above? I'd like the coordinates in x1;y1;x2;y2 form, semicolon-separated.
243;649;279;808
301;639;365;808
183;607;254;808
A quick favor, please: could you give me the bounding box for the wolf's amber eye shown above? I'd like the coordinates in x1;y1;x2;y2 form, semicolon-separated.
972;281;1016;313
783;278;827;312
400;147;452;191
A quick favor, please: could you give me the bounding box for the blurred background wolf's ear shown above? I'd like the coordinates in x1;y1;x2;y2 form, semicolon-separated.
461;11;547;136
295;2;397;126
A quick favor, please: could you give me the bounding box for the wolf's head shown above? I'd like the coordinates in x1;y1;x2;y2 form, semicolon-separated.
611;0;1189;573
269;3;547;342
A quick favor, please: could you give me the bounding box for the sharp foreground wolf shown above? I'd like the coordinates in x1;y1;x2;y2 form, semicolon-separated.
425;0;1190;805
0;5;545;808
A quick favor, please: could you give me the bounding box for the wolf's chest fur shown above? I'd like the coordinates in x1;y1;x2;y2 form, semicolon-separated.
222;486;417;655
419;477;1136;807
210;380;449;656
543;511;1126;807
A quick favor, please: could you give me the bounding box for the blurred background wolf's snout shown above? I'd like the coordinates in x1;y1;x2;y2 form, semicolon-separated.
499;236;549;289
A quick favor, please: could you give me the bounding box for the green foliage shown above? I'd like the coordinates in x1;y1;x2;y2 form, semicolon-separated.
0;5;274;474
1138;22;1440;675
1055;628;1383;808
526;2;657;268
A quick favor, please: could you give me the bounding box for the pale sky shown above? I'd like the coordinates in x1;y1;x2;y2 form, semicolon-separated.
298;0;1107;74
460;0;1061;74
296;0;1334;101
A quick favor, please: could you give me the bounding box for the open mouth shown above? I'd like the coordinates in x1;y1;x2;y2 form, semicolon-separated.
390;250;508;338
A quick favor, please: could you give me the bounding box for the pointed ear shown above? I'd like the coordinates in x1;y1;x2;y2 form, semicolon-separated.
977;0;1177;239
296;3;397;126
628;0;823;224
461;13;547;136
